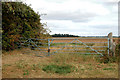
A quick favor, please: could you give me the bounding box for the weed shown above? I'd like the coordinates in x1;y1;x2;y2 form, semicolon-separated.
15;60;28;69
51;43;66;46
97;43;120;64
32;64;36;70
3;64;11;67
86;43;95;46
88;64;91;65
97;54;118;63
16;63;25;69
82;55;86;62
115;43;120;56
70;43;83;45
88;67;92;70
97;64;101;65
31;63;41;70
81;69;84;71
23;70;29;75
103;68;115;70
42;64;75;74
108;63;116;66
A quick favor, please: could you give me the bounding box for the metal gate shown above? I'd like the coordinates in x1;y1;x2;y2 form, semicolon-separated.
18;37;109;57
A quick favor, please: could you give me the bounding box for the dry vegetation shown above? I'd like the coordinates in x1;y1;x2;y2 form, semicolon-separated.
2;48;118;78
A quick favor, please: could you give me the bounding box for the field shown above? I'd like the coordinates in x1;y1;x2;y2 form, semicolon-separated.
2;37;119;78
35;37;119;56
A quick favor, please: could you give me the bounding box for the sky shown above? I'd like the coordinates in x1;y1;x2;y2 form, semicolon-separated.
23;0;119;36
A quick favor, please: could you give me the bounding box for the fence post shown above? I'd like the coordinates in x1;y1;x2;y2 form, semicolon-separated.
48;39;50;56
108;32;116;56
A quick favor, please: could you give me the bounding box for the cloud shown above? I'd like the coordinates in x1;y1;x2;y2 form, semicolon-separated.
24;0;118;36
43;11;97;22
24;0;110;22
42;19;118;36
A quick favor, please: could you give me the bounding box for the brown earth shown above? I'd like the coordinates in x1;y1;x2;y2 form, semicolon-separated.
2;48;118;78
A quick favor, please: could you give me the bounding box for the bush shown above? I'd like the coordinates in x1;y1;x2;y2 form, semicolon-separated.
2;2;50;51
96;43;120;64
97;53;118;64
115;43;120;57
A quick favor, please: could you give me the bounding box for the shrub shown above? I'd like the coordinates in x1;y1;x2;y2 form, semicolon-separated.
96;42;120;64
97;53;118;64
115;43;120;57
2;2;50;51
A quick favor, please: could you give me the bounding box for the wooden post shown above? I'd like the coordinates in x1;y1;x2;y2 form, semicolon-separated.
108;32;116;56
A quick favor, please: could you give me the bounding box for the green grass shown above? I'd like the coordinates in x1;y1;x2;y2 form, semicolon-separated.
86;43;95;46
42;64;75;74
31;63;41;70
50;43;95;46
3;64;11;67
15;60;28;69
23;70;29;75
103;68;115;70
50;43;83;46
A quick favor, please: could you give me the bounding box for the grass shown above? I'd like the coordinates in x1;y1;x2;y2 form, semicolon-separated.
50;43;95;47
103;68;115;70
49;42;106;56
42;64;75;74
3;64;11;67
15;60;27;69
86;43;95;46
31;63;41;70
50;43;84;46
23;70;29;75
2;48;118;78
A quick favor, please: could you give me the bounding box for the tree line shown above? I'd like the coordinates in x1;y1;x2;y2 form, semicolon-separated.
52;34;79;37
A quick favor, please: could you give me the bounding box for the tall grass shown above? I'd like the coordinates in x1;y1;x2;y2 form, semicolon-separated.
96;43;120;64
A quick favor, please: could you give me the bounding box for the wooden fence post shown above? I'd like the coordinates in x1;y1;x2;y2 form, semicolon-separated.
108;32;116;56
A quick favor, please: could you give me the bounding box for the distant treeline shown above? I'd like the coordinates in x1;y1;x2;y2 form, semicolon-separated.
51;34;119;38
52;34;79;37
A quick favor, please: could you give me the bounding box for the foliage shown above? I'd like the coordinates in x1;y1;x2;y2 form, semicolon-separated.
103;68;115;70
97;53;119;64
2;2;50;51
96;42;120;64
42;64;75;74
115;43;120;57
23;70;29;75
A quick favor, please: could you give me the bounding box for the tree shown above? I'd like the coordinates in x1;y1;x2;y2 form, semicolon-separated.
2;2;50;51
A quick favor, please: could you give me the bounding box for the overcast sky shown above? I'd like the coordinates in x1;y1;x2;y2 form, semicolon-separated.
24;0;119;36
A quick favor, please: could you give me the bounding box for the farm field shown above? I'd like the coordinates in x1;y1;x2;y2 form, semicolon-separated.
2;48;118;78
50;37;119;43
34;37;119;56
